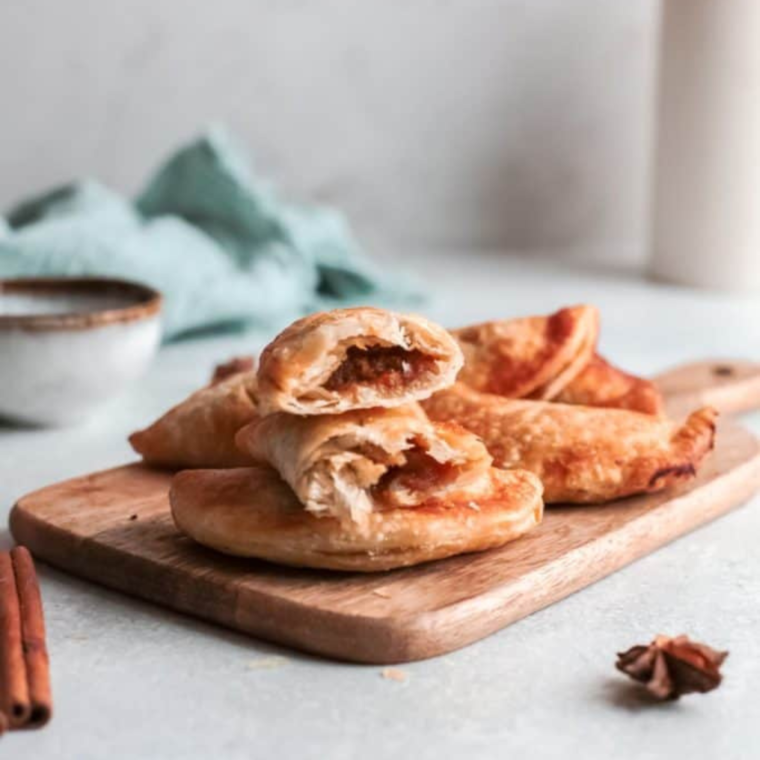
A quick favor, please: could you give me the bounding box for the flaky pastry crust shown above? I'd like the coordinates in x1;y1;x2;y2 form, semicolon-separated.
169;465;543;572
235;403;496;526
257;307;463;415
129;372;258;469
422;384;716;503
452;305;599;400
555;354;663;415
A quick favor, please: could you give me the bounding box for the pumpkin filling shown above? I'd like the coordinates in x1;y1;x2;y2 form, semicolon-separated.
373;448;459;508
324;346;438;392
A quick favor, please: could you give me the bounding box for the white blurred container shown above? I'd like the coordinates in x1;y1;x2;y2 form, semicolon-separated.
0;278;162;426
650;0;760;291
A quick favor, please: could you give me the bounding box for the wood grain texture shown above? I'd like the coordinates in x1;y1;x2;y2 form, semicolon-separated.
656;359;760;416
9;420;760;664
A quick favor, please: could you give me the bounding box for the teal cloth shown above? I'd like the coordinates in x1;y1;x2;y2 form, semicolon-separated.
0;128;419;339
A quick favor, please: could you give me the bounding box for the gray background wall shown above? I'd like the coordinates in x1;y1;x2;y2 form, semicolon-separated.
0;0;659;268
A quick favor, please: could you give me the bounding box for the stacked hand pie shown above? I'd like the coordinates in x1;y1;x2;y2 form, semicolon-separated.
157;308;544;570
129;305;717;572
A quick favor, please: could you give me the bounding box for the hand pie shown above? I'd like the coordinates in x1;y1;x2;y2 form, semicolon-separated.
554;354;664;415
235;403;501;527
257;307;463;416
129;371;258;469
170;465;544;572
452;305;599;399
422;384;717;503
452;306;663;415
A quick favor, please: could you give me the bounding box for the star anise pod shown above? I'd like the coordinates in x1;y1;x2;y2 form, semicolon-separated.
616;634;728;700
211;356;256;385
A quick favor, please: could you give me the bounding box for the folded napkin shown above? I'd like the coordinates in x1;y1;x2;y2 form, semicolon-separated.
0;128;419;339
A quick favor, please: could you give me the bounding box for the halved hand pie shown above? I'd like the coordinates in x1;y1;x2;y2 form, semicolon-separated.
422;383;716;503
235;403;498;527
256;307;463;415
170;465;544;572
129;371;258;469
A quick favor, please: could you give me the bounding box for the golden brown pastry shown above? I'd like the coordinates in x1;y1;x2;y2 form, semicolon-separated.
422;383;717;503
555;354;664;415
235;403;500;527
170;465;544;572
256;307;463;416
210;355;256;385
451;306;663;415
452;305;599;400
129;372;258;469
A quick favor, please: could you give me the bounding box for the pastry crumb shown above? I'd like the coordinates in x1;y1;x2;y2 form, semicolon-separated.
381;667;408;682
246;656;289;671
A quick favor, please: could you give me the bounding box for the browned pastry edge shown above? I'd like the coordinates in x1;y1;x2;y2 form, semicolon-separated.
129;373;258;469
421;384;717;503
170;465;543;572
453;305;599;400
555;354;664;415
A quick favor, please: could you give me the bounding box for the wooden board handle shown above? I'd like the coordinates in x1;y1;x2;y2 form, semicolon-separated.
655;360;760;416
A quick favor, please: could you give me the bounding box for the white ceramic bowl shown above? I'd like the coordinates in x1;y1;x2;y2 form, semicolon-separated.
0;278;162;426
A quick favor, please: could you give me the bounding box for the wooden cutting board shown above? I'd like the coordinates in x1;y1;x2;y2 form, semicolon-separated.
655;359;760;416
10;410;760;664
8;359;760;663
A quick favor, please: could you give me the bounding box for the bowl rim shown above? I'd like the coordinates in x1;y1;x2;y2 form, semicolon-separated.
0;277;163;331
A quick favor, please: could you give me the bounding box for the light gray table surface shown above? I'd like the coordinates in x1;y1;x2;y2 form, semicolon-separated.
2;251;759;760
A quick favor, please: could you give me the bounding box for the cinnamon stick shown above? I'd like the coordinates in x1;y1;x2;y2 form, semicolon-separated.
0;551;31;728
12;547;52;728
0;548;52;730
